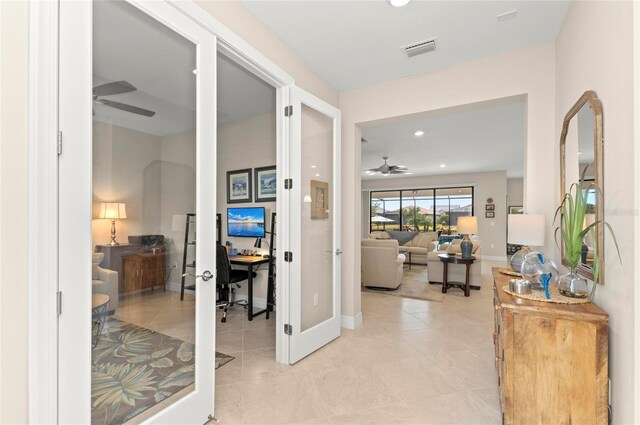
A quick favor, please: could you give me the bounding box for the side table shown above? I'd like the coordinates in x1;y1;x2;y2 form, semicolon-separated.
438;253;476;297
92;294;110;347
399;249;412;270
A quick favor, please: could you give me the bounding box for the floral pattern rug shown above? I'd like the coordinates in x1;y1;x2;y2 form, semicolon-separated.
91;319;234;425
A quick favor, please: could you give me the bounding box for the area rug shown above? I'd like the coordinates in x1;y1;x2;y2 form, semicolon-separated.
362;265;445;302
91;319;234;425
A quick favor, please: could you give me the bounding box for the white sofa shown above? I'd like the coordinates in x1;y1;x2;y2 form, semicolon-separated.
361;239;406;289
369;231;438;265
92;252;119;312
426;239;483;288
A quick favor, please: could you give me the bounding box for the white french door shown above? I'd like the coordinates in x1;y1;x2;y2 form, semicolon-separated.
288;87;342;363
58;1;217;423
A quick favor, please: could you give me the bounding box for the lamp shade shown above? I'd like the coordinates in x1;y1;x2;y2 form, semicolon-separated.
99;202;127;220
508;214;545;246
457;216;478;235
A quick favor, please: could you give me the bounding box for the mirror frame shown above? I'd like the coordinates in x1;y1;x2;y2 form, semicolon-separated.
559;90;604;284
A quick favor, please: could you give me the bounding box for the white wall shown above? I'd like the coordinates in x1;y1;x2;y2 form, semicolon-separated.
362;171;508;260
556;1;636;421
507;177;524;208
0;1;29;423
340;43;556;320
217;113;276;305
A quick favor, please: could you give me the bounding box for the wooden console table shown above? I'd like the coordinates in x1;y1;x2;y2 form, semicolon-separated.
492;267;609;424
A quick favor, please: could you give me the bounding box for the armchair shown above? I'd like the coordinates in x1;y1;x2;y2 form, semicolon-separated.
92;252;119;312
361;239;406;289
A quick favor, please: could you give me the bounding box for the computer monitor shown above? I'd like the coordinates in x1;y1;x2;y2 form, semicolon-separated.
227;207;266;238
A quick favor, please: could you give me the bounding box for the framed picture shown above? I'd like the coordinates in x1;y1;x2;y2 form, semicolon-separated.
254;166;276;202
485;211;495;218
485;203;495;211
227;168;252;204
509;205;524;214
310;180;329;220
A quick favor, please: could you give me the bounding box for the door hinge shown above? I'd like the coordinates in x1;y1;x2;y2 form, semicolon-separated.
284;105;293;117
284;324;292;335
284;178;293;190
57;130;63;155
284;251;293;262
56;291;62;316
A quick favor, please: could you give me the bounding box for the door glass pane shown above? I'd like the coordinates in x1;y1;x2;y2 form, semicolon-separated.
92;1;197;423
300;104;334;332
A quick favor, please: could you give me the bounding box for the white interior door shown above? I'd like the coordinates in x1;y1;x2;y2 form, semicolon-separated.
58;1;217;423
288;87;342;363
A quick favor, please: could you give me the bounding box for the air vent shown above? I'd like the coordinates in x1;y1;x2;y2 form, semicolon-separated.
402;38;438;58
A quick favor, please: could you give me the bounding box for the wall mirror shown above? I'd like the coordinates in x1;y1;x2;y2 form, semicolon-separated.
559;90;604;283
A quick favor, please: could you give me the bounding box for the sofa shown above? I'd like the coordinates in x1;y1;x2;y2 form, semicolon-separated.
92;252;119;312
361;239;406;289
426;239;483;288
369;231;438;265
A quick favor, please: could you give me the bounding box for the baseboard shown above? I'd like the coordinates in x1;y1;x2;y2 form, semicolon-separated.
341;312;363;330
482;255;508;261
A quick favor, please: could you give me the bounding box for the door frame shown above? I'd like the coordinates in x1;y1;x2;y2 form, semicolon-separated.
28;1;295;422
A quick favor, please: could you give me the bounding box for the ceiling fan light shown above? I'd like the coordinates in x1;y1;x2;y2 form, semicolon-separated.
388;0;411;7
414;130;424;136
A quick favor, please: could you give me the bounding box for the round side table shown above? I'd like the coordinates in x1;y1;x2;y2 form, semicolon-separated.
92;293;110;347
437;253;476;297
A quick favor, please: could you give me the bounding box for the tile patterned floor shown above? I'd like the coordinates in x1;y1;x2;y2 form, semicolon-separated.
115;261;504;424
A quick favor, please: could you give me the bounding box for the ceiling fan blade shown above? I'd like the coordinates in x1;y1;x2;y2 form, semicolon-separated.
93;80;137;96
96;99;156;117
389;165;408;171
390;170;409;174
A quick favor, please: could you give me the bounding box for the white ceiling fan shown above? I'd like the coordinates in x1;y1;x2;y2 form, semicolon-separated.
366;156;410;176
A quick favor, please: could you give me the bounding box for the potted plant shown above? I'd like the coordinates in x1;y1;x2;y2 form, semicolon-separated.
554;180;619;298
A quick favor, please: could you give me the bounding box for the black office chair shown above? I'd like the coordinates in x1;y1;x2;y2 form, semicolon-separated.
216;244;256;323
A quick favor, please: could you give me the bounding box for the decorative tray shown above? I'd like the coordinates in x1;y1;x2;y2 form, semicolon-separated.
498;268;521;277
501;285;590;304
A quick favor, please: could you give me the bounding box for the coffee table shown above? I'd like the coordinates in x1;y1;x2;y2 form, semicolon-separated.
399;249;412;270
438;253;476;297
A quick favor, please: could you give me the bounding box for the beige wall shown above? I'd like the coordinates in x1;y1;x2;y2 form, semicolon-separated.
362;171;508;259
0;1;29;423
507;177;524;208
340;42;556;318
556;1;636;421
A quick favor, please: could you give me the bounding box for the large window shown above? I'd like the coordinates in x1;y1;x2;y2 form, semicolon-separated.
370;187;473;234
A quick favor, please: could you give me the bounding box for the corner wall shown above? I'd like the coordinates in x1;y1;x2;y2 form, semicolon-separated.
340;42;556;320
555;1;636;421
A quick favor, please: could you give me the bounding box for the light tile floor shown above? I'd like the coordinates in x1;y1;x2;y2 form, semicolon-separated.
115;261;504;425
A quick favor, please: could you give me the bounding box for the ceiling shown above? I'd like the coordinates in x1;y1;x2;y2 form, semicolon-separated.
361;96;525;179
240;0;570;90
93;0;274;137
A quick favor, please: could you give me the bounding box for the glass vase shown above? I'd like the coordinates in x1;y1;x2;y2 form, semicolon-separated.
558;268;590;298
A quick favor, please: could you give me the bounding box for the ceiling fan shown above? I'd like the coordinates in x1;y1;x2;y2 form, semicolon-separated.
93;80;156;117
366;156;410;176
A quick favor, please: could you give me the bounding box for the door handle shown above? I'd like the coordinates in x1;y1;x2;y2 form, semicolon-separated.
335;249;342;255
182;270;213;281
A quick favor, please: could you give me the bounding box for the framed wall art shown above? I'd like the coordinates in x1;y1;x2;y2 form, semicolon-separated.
310;180;329;220
254;166;276;202
227;168;252;204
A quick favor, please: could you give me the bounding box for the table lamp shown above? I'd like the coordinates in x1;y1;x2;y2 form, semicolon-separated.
457;216;478;259
508;214;545;272
99;202;127;246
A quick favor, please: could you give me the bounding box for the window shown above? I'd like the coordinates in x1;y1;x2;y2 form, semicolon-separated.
370;186;473;234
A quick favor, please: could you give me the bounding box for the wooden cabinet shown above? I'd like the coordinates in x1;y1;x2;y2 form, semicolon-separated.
122;252;166;293
492;268;609;425
96;244;143;293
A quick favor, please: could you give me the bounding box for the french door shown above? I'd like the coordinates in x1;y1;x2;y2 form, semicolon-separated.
288;87;342;363
58;1;217;423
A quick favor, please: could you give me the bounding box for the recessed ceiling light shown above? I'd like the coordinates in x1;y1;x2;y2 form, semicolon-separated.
311;165;317;168
577;151;582;155
414;130;424;137
315;173;320;177
389;0;411;7
440;164;446;168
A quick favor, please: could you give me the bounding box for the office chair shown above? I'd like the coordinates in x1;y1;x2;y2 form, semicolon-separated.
216;243;256;323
